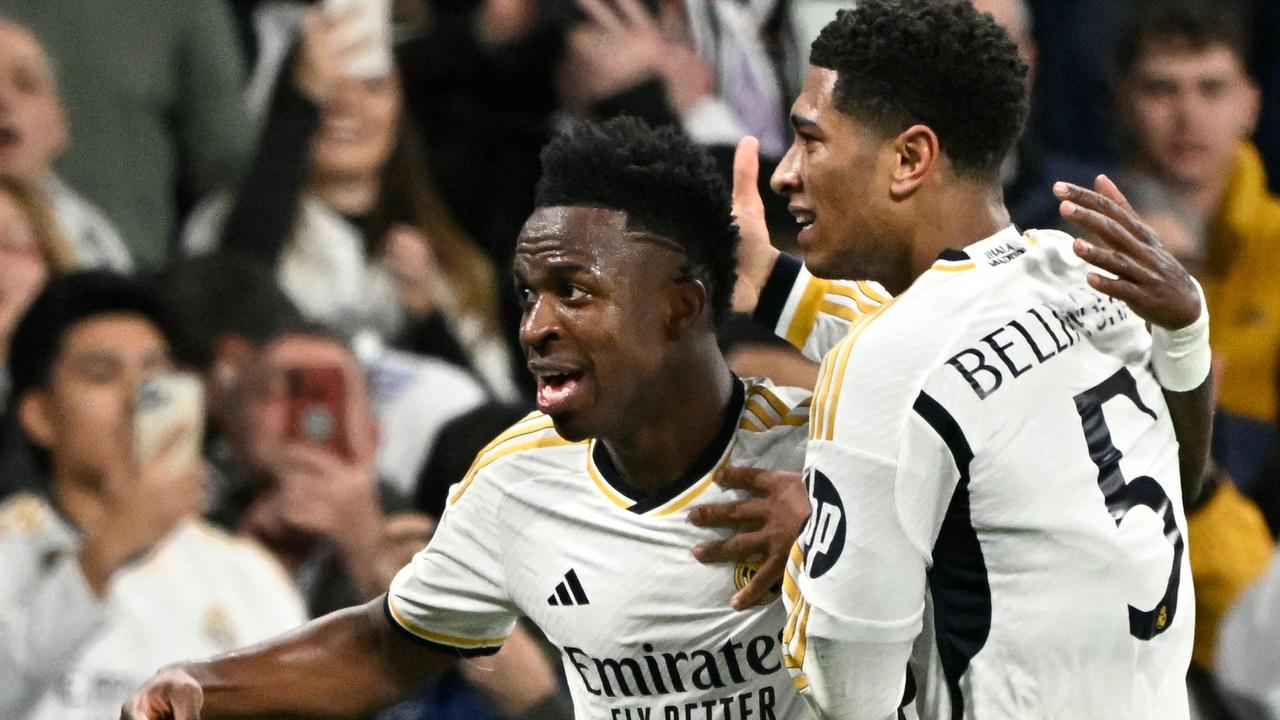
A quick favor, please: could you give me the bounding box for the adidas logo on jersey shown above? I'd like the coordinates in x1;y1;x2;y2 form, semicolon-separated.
547;569;590;606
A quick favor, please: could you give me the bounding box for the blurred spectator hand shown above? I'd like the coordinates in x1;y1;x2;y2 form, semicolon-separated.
295;7;382;104
556;0;668;110
373;512;436;583
382;224;440;319
729;136;779;314
80;424;207;595
476;0;540;47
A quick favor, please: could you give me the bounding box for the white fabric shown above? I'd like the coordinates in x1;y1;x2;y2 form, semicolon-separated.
1150;278;1211;392
0;494;306;720
781;227;1194;719
388;378;814;719
44;175;132;272
1216;546;1280;718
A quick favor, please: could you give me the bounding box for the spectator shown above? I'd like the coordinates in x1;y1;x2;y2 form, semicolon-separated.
0;270;306;720
1216;542;1280;718
971;0;1110;233
0;21;131;271
0;0;251;268
0;177;78;412
1115;0;1280;485
184;10;519;400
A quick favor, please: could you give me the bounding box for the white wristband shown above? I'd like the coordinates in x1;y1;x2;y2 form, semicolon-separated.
1150;278;1211;392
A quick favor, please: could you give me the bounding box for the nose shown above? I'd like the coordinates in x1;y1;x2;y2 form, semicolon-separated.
771;142;802;196
519;294;561;355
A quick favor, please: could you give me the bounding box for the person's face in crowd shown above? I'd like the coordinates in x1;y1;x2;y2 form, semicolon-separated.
515;206;693;441
18;315;171;484
0;22;68;182
309;75;400;183
1120;39;1260;192
233;333;376;474
771;67;907;284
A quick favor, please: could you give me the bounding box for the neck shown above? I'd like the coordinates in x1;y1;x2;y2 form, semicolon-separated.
904;179;1010;292
310;174;381;215
1131;158;1230;222
51;469;108;537
600;344;736;495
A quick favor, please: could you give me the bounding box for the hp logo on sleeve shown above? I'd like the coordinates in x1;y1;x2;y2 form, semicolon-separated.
799;469;846;578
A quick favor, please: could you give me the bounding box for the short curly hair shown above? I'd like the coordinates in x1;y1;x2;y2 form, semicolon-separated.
811;0;1029;176
535;117;739;326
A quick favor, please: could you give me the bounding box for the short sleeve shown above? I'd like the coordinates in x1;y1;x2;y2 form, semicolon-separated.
386;470;518;657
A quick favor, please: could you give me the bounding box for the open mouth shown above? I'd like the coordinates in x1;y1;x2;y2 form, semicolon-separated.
790;207;816;245
533;368;585;414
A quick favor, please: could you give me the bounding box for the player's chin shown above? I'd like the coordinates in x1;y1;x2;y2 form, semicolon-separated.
546;411;596;442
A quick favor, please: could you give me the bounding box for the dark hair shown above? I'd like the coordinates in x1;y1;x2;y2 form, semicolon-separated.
155;254;307;370
535;117;739;326
1116;0;1252;78
810;0;1029;176
8;270;172;401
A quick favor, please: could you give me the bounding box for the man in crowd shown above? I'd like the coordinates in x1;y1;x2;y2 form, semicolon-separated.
1115;0;1280;487
0;271;306;719
0;21;131;269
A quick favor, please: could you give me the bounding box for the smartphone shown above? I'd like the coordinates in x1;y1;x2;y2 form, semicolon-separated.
285;366;353;460
134;373;205;474
323;0;393;78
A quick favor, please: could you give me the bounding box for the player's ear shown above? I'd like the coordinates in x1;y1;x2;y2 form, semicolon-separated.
665;278;709;339
889;124;940;199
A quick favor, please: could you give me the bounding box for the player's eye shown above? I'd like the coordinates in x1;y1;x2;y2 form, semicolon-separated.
563;284;590;303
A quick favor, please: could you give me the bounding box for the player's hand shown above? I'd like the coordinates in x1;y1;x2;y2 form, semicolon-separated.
731;136;780;315
120;666;204;719
689;466;809;611
1055;175;1201;330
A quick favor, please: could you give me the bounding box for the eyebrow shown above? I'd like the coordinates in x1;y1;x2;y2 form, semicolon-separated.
790;113;821;134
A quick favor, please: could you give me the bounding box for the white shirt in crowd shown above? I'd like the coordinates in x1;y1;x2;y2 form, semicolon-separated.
0;493;307;720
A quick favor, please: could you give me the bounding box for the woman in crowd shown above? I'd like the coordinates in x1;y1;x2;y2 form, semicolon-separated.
183;10;519;400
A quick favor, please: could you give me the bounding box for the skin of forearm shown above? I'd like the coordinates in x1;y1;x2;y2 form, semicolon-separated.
187;596;452;718
1163;378;1213;506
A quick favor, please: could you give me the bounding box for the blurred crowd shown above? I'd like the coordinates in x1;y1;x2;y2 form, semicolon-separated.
0;0;1279;718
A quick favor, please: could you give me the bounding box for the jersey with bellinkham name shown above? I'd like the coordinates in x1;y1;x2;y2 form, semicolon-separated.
388;377;817;720
764;227;1193;720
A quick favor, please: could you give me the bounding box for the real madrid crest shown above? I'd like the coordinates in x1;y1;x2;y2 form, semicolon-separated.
733;557;782;606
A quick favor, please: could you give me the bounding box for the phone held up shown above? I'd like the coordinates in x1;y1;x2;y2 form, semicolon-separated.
285;366;353;461
134;373;205;475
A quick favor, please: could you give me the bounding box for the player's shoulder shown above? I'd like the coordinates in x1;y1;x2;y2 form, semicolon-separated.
738;377;811;434
447;411;587;506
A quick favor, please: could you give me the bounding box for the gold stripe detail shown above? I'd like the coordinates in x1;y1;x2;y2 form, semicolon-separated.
818;299;861;323
810;350;837;441
738;417;766;432
791;673;810;692
825;285;877;314
388;598;509;648
791;601;814;667
745;398;777;430
783;567;800;603
857;280;891;304
784;277;832;350
449;434;576;504
586;444;636;509
932;261;976;272
749;386;791;417
823;300;896;441
475;415;555;457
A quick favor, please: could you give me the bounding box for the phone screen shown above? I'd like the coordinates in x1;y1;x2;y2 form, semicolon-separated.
285;366;353;460
134;373;205;474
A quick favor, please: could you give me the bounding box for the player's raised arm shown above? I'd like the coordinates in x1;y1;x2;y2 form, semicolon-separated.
1055;176;1213;502
121;596;454;719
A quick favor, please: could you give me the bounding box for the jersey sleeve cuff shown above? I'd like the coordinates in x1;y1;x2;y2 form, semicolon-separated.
753;253;805;333
382;594;505;658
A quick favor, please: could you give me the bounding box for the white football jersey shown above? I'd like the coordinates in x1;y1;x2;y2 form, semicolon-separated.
0;497;307;720
388;377;814;720
765;228;1194;720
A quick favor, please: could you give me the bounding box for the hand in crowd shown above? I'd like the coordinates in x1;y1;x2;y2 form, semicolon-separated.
383;224;440;319
80;424;207;597
268;442;390;597
1055;175;1202;330
557;0;709;113
728;136;780;314
461;624;562;716
294;6;380;104
689;465;810;610
0;242;48;366
371;512;437;590
475;0;539;47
